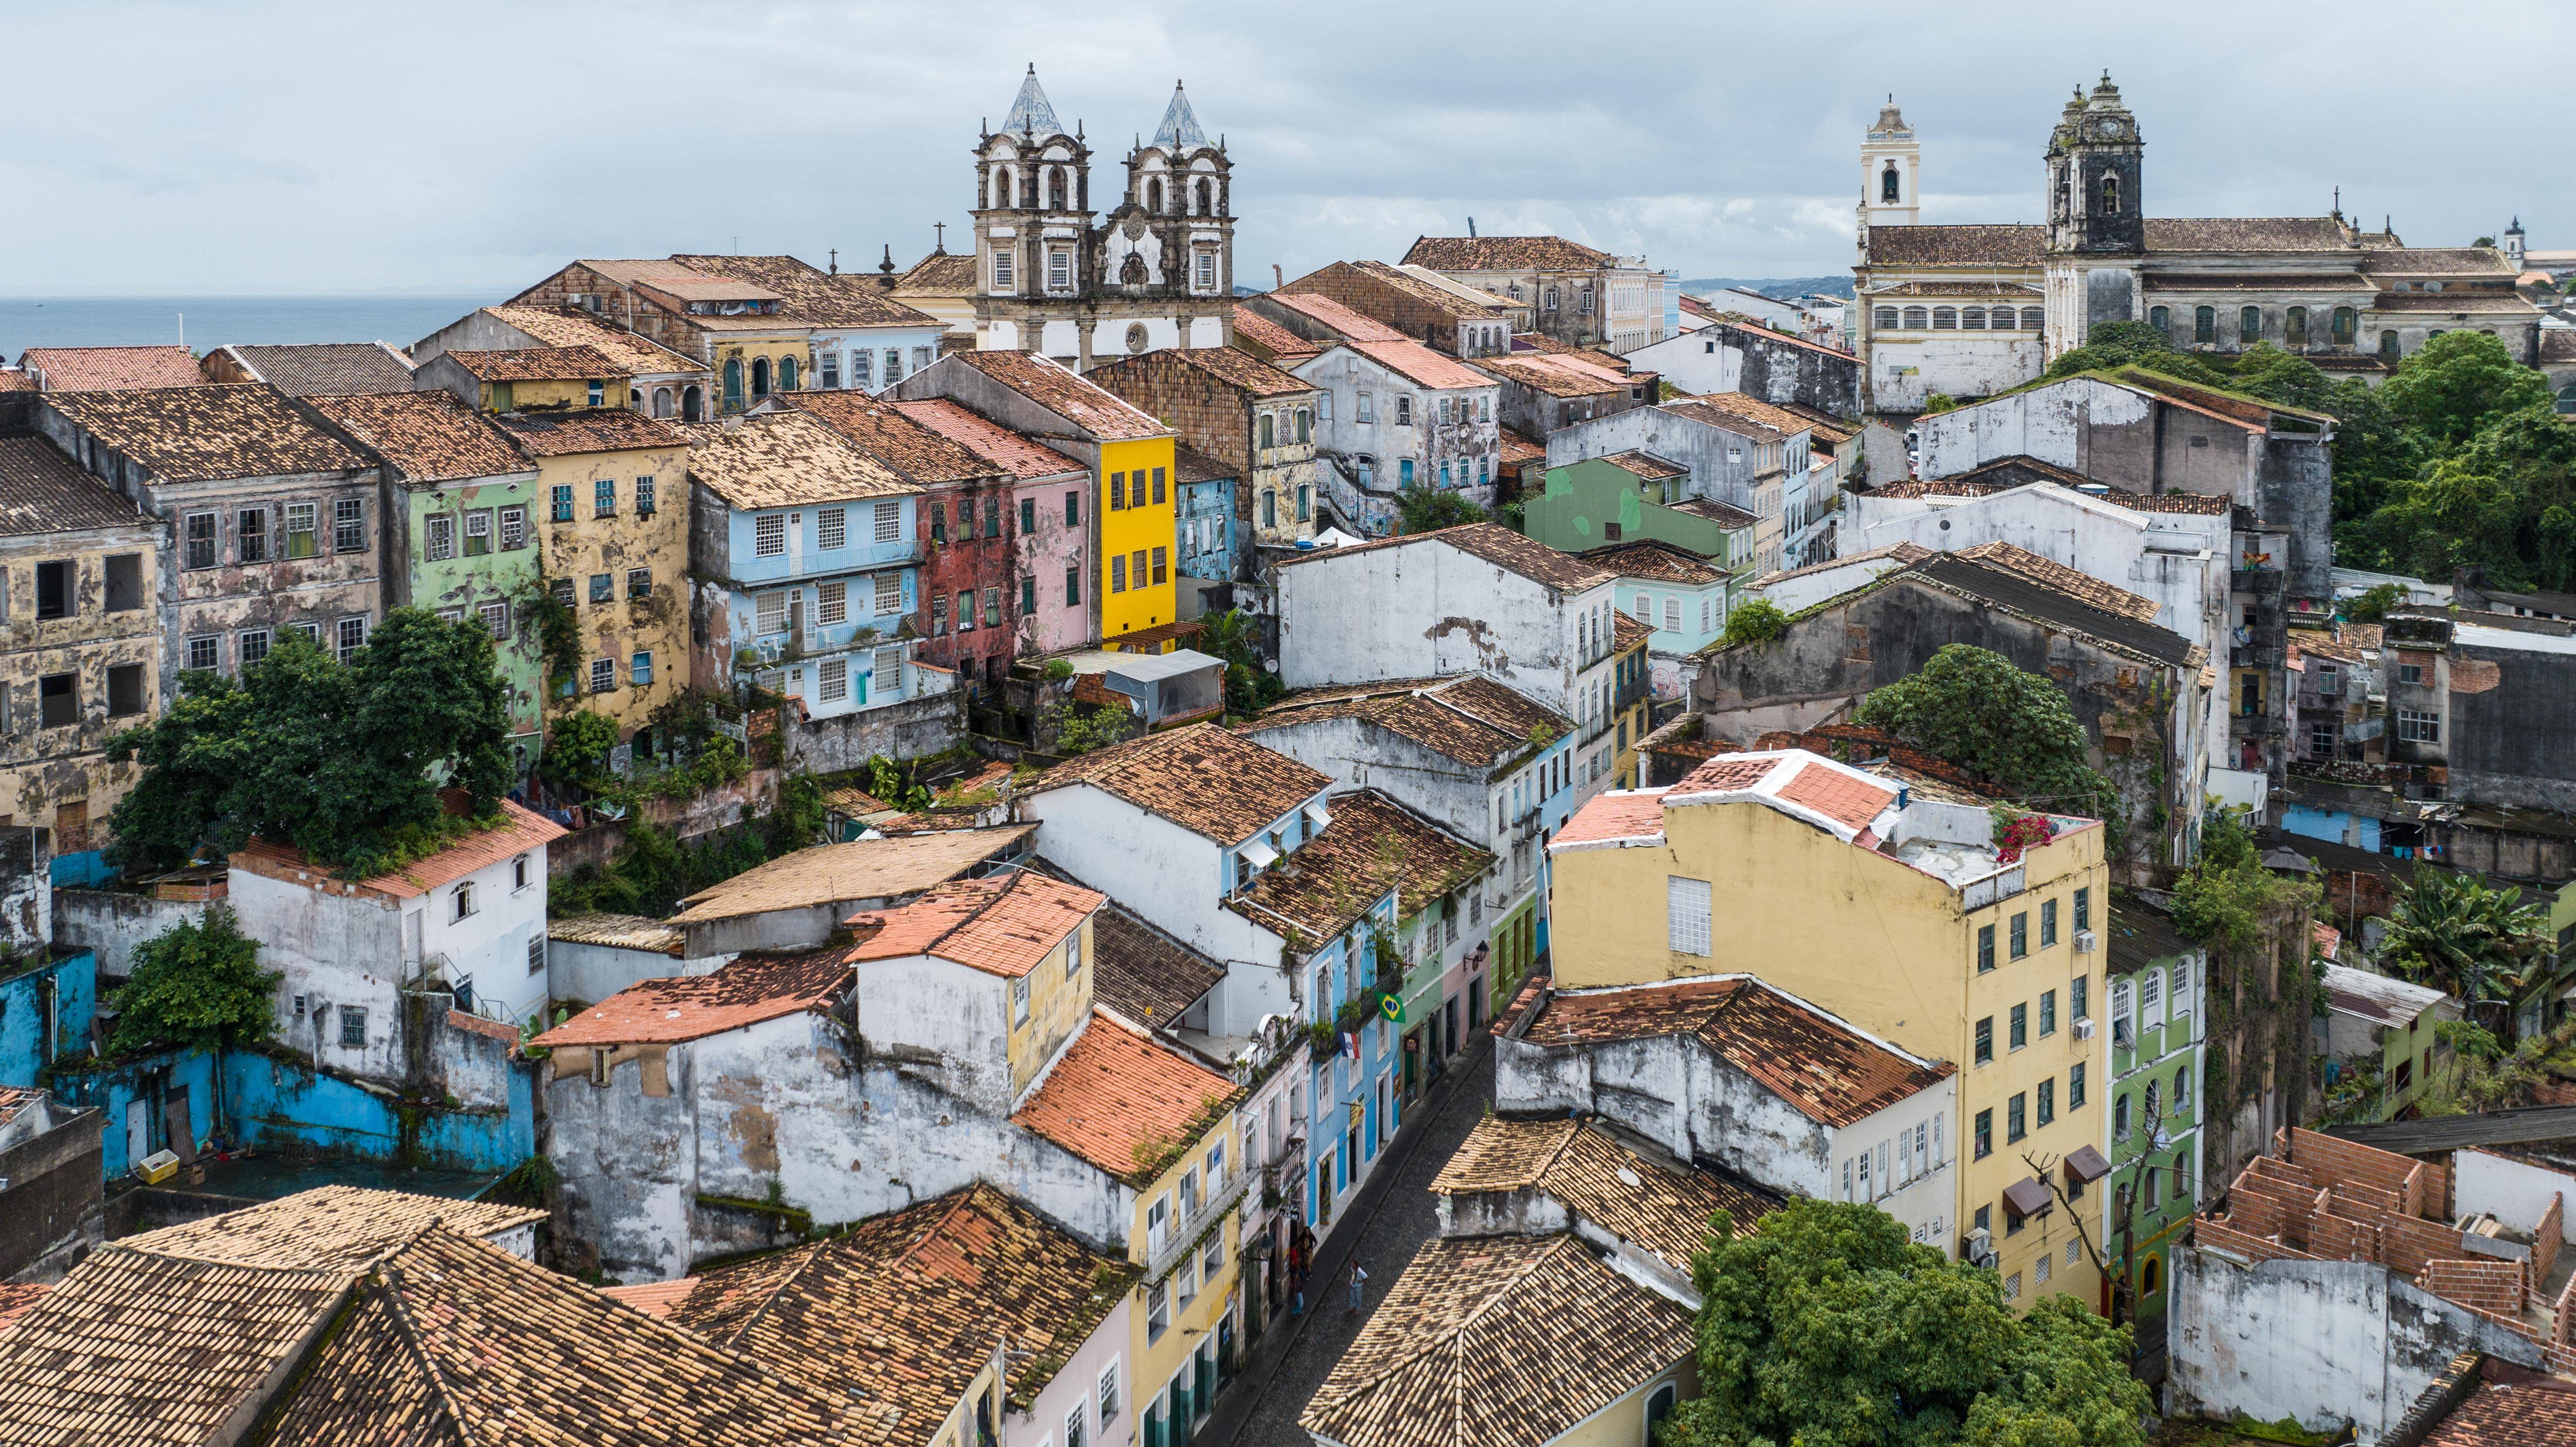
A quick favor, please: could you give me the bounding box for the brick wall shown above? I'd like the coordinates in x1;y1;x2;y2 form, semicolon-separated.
2381;1213;2472;1280
2420;1257;2527;1320
2308;1211;2379;1263
2541;1190;2566;1287
2196;1216;2318;1265
1279;262;1484;354
2285;1127;2447;1216
1088;351;1257;473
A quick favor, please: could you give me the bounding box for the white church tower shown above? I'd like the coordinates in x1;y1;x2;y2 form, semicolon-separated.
1860;98;1921;231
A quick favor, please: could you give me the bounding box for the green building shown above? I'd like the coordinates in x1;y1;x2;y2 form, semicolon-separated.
1523;453;1755;608
2318;961;2458;1122
307;391;550;770
2103;900;2206;1333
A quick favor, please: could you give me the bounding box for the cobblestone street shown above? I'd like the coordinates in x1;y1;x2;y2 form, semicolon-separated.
1213;1045;1496;1447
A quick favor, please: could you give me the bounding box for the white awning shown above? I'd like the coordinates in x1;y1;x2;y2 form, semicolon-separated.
1304;801;1333;835
1240;837;1280;871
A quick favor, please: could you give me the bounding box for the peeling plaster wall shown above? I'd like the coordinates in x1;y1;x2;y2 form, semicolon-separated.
387;469;546;752
2441;637;2576;813
775;688;964;773
1867;337;2044;414
530;443;692;741
226;864;406;1080
2166;1247;2543;1438
0;525;162;856
1544;408;1797;520
1275;540;1609;718
51;888;208;977
1011;470;1094;655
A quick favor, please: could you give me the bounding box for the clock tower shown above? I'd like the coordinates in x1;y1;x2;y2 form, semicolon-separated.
2041;73;2145;357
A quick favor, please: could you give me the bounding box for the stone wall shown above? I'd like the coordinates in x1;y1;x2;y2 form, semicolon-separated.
777;688;963;773
0;1104;103;1281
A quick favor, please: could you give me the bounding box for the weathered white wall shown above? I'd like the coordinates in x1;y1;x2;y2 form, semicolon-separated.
1867;337;2044;414
2454;1148;2575;1231
1276;538;1612;720
853;953;1013;1116
1544;407;1801;516
230;867;406;1080
52;888;209;976
412;844;553;1031
2166;1247;2544;1439
547;940;690;1009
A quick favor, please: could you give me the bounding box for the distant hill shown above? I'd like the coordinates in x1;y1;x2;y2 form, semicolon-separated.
1679;276;1855;301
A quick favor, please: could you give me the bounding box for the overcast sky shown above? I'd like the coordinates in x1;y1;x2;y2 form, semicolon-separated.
6;1;2566;297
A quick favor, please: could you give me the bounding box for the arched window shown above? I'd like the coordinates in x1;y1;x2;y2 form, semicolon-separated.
2285;307;2308;346
1195;178;1213;215
1005;168;1021;209
1880;163;1901;203
2239;307;2262;344
2021;306;2044;330
1147;178;1164;213
628;387;642;409
750;356;770;398
683;384;703;421
1259;413;1275;449
1932;307;1958;330
1875;305;1899;330
1962;307;1986;330
1045;167;1062;210
1440;461;1452;487
721;359;743;408
2148;305;2170;334
2100;174;2121;213
1646;1383;1680;1444
2331;307;2357;344
778;356;799;391
2380;329;2400;358
2193;307;2215;344
2557;384;2576;415
1580;284;1595;315
1990;307;2018;331
2140;1255;2164;1298
652;386;673;418
1902;305;1928;330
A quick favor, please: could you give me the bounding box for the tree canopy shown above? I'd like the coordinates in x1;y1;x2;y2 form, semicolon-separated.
107;608;514;877
2172;811;2310;966
108;907;280;1056
1720;598;1787;649
2382;331;2553;449
1852;644;2119;824
2042;320;2225;386
1662;1198;2150;1447
2382;866;2551;1029
1394;483;1489;535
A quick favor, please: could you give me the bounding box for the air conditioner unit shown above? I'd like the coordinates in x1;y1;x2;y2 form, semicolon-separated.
1963;1227;1998;1269
2073;1017;2096;1041
2073;929;2098;954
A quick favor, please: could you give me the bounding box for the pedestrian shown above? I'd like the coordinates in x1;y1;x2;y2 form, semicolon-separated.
1347;1261;1368;1313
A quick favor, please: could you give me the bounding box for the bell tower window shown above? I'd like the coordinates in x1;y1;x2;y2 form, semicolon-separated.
2100;174;2120;214
1880;163;1901;203
1148;178;1164;213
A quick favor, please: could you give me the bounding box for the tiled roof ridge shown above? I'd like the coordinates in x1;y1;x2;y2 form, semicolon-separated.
368;1257;471;1443
1316;1233;1585;1423
1905;557;2187;667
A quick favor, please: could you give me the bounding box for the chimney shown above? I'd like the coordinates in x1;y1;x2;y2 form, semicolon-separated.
1468;216;1478;237
1272;263;1283;292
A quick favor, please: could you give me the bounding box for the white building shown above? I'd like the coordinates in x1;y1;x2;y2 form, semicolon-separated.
1290;338;1502;532
1494;973;1961;1252
1546;397;1815;574
228;793;565;1079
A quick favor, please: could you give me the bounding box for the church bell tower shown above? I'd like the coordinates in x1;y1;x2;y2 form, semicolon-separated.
1859;97;1920;232
2045;72;2144;256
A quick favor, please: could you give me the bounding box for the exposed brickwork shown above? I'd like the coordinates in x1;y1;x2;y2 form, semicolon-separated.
2537;1190;2564;1287
2195;1216;2318;1265
1084;349;1320;556
2420;1258;2528;1321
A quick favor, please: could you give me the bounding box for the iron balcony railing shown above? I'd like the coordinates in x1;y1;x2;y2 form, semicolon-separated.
1143;1166;1252;1282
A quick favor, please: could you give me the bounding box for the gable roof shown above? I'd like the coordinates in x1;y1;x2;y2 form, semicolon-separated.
1430;1116;1773;1265
1021;722;1329;847
231;792;566;904
529;948;855;1048
1265;292;1408;343
1011;1009;1241;1184
19;345;202;393
1241;674;1571;770
888;398;1087;479
893;251;979;299
1087;899;1225;1027
686;409;921;509
946;351;1168;441
45;383;368;482
1907;551;2197;667
669;252;941;329
303;389;533;483
1096;344;1315;398
1225;791;1494;950
1274;521;1613;594
1954;540;2160;621
0;435;151;537
782;391;1002;484
1674;391;1816;439
1669;496;1760;530
656;1185;1136;1436
117;1185;544;1271
1582;539;1725;585
1593;449;1686;482
1230;305;1324;362
1659;398;1787;445
215;342;414;397
1402;235;1615;271
488;406;690;457
668;827;1035;925
441;343;625;381
478;304;707;374
1865;225;2046;267
1299;1232;1692;1447
1473;352;1624;399
1518;976;1953;1127
845;872;1103;978
1346;338;1494;391
2142;216;2360;253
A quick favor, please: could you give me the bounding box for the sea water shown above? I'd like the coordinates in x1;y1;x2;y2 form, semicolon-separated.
0;296;494;354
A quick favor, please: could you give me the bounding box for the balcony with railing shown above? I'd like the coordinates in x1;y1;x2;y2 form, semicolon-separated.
1143;1164;1252;1282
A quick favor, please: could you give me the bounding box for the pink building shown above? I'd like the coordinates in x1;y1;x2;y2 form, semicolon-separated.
894;399;1095;655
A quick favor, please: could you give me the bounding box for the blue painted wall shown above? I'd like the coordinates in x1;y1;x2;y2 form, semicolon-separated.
2281;807;2380;853
223;1051;532;1174
49;1047;221;1180
49;852;116;889
0;949;98;1088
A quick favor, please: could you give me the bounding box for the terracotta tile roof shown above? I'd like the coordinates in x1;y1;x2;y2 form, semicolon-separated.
0;369;31;391
577;258;786;300
0;435;150;537
1868;280;2043;299
2138;273;2371;294
547;911;685;955
660;1185;1137;1434
1473;352;1623;399
1088;899;1225;1027
686;409;922;509
1243;674;1570;769
480;304;707;374
489;405;691;457
671;252;941;329
303;388;532;483
2539;331;2576;364
846;871;1101;978
1668;496;1759;529
1595;449;1686;482
1676;391;1815;438
261;1226;881;1446
2363;247;2516;277
1227;791;1494;949
1023;722;1329;846
1012;1009;1241;1183
781;391;998;484
1676;755;1775;792
1349;338;1497;391
1299;1232;1692;1447
230;791;566;903
1402;235;1616;270
1910;552;2195;667
1863;225;2046;267
947;351;1169;441
598;1276;698;1318
1335;259;1515;319
1583;540;1725;586
2420;1370;2576;1447
668;827;1034;925
1231;306;1323;361
443;343;626;381
1096;345;1316;398
1410;521;1622;593
45;383;368;482
1496;428;1545;465
893;251;979;299
0;1249;357;1446
890;398;1087;479
1174;444;1234;485
2370;291;2538;314
215;342;415;397
1659;397;1787;445
1775;759;1899;830
19;345;203;392
1429;1116;1773;1264
1264;293;1405;343
1522;976;1953;1126
2142;216;2360;253
1750;540;1928;589
118;1184;545;1270
1611;608;1650;652
1550;789;1669;847
0;1281;48;1335
530;947;855;1048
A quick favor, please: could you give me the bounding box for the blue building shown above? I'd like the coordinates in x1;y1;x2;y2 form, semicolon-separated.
686;411;940;717
1176;448;1239;584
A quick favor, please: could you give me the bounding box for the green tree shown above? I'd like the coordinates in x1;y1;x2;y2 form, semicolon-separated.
2382;867;2551;1032
1663;1198;2149;1447
2317;377;2430;531
2343;582;2409;624
106;609;515;877
1719;599;1785;648
108;907;281;1055
1852;645;2119;822
2381;330;2552;449
1920;391;1959;415
1394;484;1489;534
541;710;620;786
2042;320;2226;386
2172;811;2306;965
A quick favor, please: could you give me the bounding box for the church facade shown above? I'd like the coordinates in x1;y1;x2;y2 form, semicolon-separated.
1853;76;2540;415
971;67;1236;370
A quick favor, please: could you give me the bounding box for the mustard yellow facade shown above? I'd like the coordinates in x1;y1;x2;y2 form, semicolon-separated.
480;375;628;415
527;440;692;743
1550;789;2113;1313
1128;1106;1241;1443
1096;436;1179;639
709;333;810;415
1008;914;1095;1100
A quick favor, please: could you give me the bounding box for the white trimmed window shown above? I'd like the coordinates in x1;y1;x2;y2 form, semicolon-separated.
818;507;846;550
816;581;848;626
873;500;901;543
1668;876;1711;956
819;657;849;702
873;572;902;615
874;646;904;692
426;515;454;561
755;514;786;557
756;591;789;636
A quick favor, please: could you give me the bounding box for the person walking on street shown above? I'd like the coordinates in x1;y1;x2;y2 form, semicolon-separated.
1347;1261;1368;1313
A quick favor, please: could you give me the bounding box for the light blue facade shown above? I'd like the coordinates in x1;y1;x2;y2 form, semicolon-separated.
0;949;97;1088
1178;473;1237;582
48;1046;221;1180
813;326;952;396
711;490;931;718
1303;894;1402;1234
2280;805;2382;854
223;1050;533;1173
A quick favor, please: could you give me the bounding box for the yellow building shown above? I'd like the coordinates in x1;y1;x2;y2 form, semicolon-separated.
1548;748;2113;1312
490;410;693;747
417;344;634;416
891;349;1179;645
1610;610;1651;788
1015;1007;1244;1445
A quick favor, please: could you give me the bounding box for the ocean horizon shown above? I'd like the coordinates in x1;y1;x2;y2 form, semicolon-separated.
0;295;498;355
